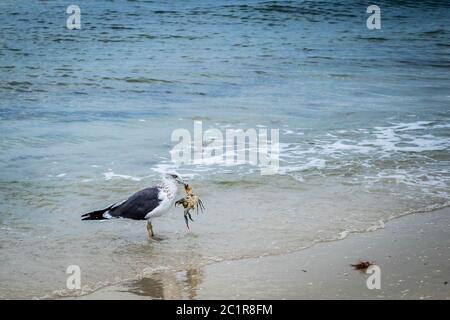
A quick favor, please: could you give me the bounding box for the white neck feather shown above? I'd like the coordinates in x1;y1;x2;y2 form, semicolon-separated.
160;177;178;200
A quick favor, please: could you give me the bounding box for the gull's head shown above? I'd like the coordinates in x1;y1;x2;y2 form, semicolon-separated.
163;171;185;185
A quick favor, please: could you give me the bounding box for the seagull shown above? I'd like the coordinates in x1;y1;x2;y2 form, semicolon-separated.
81;171;185;239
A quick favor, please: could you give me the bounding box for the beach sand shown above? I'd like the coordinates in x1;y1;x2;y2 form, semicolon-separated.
74;207;450;300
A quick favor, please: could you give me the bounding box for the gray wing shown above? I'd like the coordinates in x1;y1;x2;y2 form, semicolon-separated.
108;187;161;220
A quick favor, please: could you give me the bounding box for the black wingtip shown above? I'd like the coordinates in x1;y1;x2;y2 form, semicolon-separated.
81;209;108;221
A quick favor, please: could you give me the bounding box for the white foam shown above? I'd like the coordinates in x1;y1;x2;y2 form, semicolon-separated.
142;266;170;276
386;121;433;132
433;123;450;129
322;140;373;154
152;163;179;174
366;220;386;232
103;171;142;181
48;173;67;178
278;158;326;175
338;230;350;240
154;120;449;193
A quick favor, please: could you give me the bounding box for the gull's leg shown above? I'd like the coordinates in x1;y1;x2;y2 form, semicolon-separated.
147;220;165;241
146;220;154;239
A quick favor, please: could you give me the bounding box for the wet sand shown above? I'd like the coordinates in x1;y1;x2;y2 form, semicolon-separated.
75;207;450;300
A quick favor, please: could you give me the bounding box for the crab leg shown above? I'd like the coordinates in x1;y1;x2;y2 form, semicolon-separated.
198;199;205;213
184;209;190;229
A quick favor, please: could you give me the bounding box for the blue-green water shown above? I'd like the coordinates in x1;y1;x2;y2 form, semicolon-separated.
0;0;449;298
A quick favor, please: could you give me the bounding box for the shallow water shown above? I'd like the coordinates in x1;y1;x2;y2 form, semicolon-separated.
0;0;449;299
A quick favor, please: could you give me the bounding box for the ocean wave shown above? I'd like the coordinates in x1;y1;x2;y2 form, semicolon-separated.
153;120;450;204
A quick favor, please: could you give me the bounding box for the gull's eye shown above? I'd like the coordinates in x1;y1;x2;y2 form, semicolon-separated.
171;174;178;178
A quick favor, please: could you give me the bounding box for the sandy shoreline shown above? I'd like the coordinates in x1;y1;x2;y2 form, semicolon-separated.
73;207;450;300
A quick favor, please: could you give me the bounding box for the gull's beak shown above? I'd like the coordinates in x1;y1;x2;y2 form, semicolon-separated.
176;176;185;185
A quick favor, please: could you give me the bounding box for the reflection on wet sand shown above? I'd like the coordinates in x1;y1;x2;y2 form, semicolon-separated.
122;268;203;299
